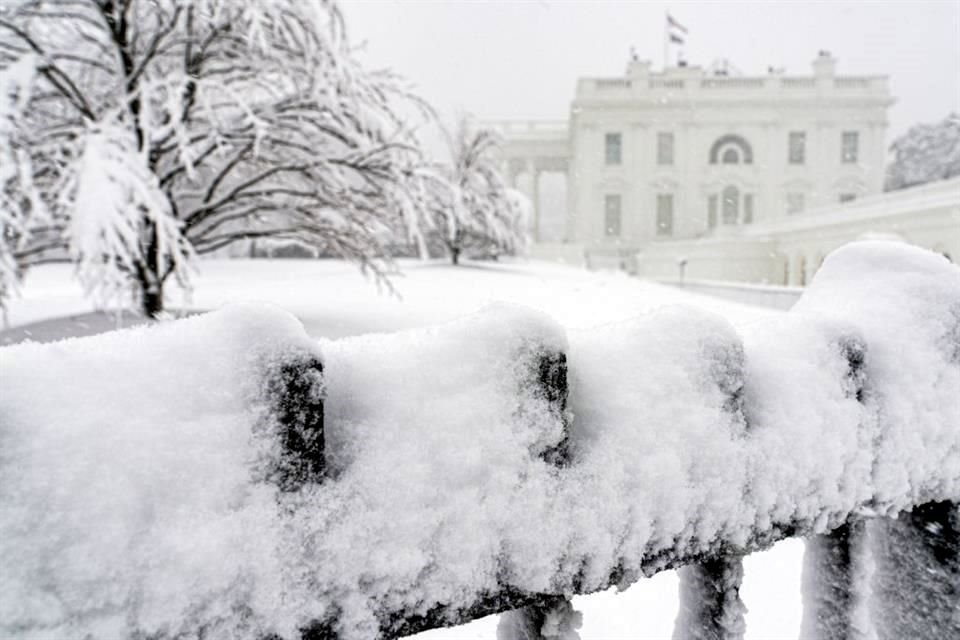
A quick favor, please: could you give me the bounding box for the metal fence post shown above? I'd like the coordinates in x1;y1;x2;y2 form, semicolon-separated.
673;336;748;640
498;345;576;640
869;501;960;640
800;520;868;640
800;336;869;640
262;353;326;491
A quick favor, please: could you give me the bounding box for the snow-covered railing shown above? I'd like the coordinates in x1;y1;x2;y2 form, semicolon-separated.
1;242;958;640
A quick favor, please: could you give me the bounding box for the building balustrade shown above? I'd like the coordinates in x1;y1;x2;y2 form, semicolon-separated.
577;73;887;98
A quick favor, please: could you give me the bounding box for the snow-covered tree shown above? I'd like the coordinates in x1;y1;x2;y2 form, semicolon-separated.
0;52;50;318
0;0;434;316
885;113;960;191
430;117;529;265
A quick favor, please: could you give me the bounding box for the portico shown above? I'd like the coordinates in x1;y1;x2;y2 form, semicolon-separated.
486;120;570;242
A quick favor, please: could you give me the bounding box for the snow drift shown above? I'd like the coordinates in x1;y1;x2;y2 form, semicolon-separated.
0;242;958;639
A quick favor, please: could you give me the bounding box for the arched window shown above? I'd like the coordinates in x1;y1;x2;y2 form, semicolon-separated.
709;135;753;164
722;185;739;224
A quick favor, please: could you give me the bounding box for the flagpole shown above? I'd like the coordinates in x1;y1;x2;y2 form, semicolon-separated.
665;13;688;68
663;11;669;70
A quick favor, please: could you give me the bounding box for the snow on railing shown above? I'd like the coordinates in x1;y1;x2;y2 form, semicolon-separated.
1;242;958;640
575;74;887;97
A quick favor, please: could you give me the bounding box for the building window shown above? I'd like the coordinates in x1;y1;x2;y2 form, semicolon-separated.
657;132;674;165
839;193;856;203
788;131;806;164
841;131;859;163
605;133;622;165
721;147;741;164
709;134;753;164
743;194;754;224
604;194;622;236
707;195;718;229
722;185;739;224
786;192;805;214
656;194;674;236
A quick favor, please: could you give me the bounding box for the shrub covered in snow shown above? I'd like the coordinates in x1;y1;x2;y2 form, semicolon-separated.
885;113;960;191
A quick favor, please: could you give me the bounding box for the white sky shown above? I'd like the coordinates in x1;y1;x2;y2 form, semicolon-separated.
342;0;960;141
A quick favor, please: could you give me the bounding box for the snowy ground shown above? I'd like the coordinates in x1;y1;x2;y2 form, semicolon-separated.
1;257;803;639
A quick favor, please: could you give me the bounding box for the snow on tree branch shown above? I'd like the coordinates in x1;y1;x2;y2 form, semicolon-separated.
0;0;442;316
67;122;193;308
0;51;43;314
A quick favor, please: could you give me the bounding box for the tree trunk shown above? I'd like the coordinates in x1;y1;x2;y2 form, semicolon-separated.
451;245;461;266
141;283;164;318
139;221;164;318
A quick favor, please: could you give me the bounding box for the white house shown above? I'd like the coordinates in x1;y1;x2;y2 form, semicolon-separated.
486;52;958;282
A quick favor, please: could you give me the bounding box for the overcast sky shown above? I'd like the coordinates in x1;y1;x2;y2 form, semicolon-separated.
342;0;960;141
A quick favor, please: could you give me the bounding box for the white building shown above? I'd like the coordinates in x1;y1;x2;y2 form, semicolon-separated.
487;52;958;282
637;175;960;285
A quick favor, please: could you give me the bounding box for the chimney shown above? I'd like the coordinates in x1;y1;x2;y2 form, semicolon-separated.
627;58;651;78
813;50;836;76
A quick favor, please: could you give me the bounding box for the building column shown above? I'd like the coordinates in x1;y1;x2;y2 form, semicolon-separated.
531;164;541;242
789;254;804;287
804;254;816;286
562;162;575;243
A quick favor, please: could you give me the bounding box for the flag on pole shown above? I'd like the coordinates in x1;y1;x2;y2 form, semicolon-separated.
667;13;687;45
667;14;687;34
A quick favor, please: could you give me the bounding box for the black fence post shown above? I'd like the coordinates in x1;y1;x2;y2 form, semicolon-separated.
800;336;869;640
534;350;570;467
497;344;575;639
866;300;960;638
497;595;582;640
869;501;960;640
673;336;748;640
261;352;326;492
673;557;746;640
800;519;868;640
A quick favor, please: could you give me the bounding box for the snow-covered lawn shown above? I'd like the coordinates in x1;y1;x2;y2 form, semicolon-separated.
5;258;777;335
1;257;802;639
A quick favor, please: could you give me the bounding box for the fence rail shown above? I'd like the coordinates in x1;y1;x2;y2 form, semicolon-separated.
1;242;958;640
